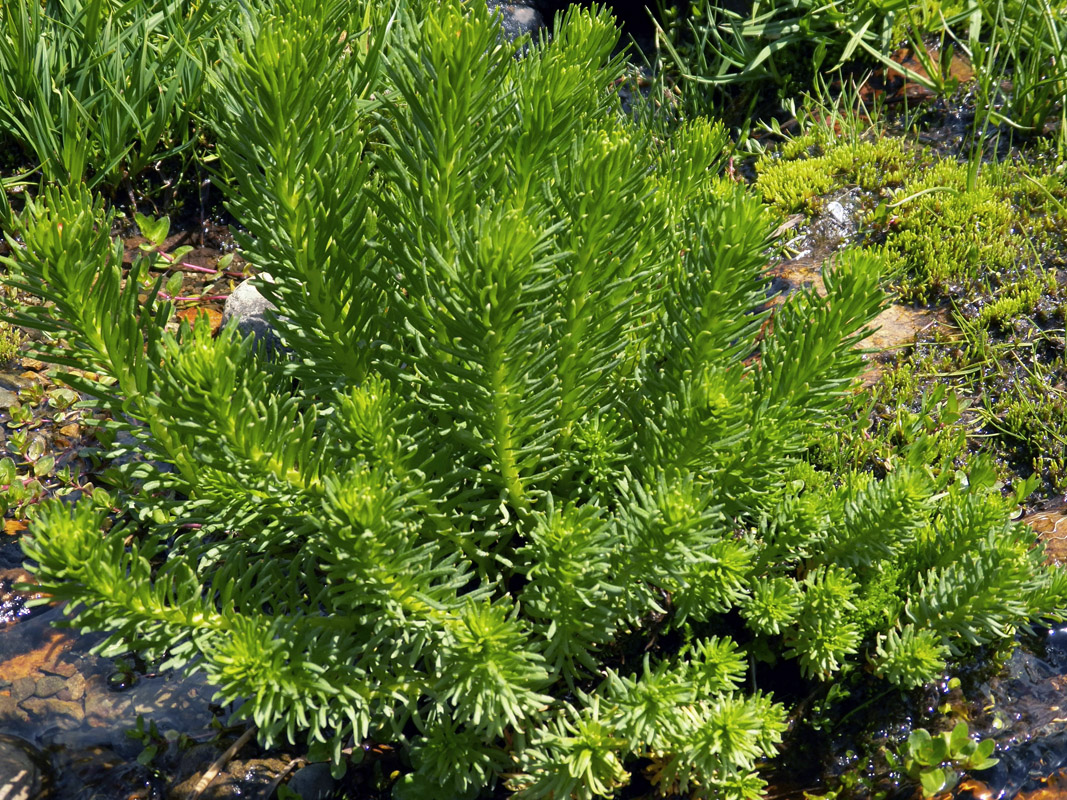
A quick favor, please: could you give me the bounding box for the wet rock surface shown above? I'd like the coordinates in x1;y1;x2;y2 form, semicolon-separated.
860;304;951;386
0;597;312;798
169;756;290;800
487;0;547;42
287;763;338;800
0;552;322;798
767;187;864;302
0;734;46;800
1028;498;1067;566
0;598;210;797
958;642;1067;797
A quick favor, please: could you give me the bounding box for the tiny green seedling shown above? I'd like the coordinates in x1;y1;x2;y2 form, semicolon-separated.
134;212;171;249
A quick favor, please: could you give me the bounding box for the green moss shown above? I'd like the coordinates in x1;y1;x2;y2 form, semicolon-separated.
988;352;1067;489
887;163;1017;302
874;158;1067;309
758;124;1067;498
755;137;913;213
854;320;1067;495
975;269;1056;328
778;132;822;161
0;320;22;362
756;157;837;212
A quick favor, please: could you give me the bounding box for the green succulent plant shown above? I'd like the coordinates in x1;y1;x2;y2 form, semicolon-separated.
3;1;1066;798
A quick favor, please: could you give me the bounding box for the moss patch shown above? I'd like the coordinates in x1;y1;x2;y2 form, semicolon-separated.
755;135;913;213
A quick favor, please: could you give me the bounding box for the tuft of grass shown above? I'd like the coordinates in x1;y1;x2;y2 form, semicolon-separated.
0;0;226;191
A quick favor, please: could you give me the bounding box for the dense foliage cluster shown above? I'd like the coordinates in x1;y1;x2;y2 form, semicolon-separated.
0;0;223;190
4;1;1067;798
659;0;1067;152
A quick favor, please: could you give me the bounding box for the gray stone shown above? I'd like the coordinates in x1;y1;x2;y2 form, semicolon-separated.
0;735;44;800
0;696;22;722
826;199;850;225
33;675;65;699
46;662;77;679
221;274;286;356
60;672;85;702
9;679;34;704
488;1;546;42
287;762;337;800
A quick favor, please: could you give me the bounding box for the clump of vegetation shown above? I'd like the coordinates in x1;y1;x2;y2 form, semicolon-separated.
751;108;1067;496
652;0;909;121
655;0;1067;153
0;319;21;362
878;160;1030;303
0;0;225;193
5;2;1067;798
829;151;1067;493
873;325;1067;492
755;134;912;212
886;720;999;797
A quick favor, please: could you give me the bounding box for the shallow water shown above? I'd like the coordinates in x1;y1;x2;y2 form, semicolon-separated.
0;217;290;799
0;544;220;798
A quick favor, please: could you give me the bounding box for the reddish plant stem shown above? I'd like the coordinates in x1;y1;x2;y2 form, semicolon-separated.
151;247;248;279
159;293;230;302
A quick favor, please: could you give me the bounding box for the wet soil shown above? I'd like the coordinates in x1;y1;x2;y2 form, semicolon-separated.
768;184;957;388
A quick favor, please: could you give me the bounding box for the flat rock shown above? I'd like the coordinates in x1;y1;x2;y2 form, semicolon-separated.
859;305;951;386
9;679;34;705
1027;499;1067;565
0;696;23;722
20;696;85;731
33;675;66;699
45;662;77;679
83;685;133;728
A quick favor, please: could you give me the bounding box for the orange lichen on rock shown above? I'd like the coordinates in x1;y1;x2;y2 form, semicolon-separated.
0;629;76;682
